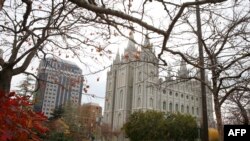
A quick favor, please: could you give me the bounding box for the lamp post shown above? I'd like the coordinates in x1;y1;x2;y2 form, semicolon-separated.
196;1;209;141
197;121;201;141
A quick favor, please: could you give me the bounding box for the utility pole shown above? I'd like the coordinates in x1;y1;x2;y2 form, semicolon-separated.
196;1;209;141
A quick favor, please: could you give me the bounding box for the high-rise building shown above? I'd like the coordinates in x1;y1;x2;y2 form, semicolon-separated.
103;32;214;139
34;57;83;118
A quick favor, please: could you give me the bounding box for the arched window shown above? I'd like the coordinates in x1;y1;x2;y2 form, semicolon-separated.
119;90;123;109
121;73;124;86
181;105;184;113
137;98;141;107
163;101;166;110
107;103;110;110
138;85;141;94
106;114;109;122
150;98;153;107
117;114;121;127
187;106;189;114
138;72;142;81
175;103;179;112
169;102;173;112
109;82;112;90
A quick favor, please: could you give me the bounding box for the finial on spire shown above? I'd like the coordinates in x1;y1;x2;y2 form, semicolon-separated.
126;31;136;50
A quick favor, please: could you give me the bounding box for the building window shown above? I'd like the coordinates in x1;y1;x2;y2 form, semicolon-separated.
163;89;166;94
109;82;111;90
169;102;173;112
175;104;179;112
138;72;142;81
119;90;123;109
196;107;199;115
106;114;109;122
181;94;184;98
138;85;141;94
107;103;110;110
187;106;189;114
191;96;194;100
117;114;121;127
150;98;153;107
181;105;184;113
186;95;189;99
163;101;166;110
175;93;178;97
192;107;194;115
169;91;172;96
137;98;141;107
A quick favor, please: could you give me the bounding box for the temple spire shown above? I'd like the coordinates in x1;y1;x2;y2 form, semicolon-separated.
126;31;136;51
178;59;189;78
114;48;120;63
143;34;152;49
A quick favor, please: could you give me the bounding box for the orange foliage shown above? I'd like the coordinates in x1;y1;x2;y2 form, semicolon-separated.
208;128;219;141
0;91;48;141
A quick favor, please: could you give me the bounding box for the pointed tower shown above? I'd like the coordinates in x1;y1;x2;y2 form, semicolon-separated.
141;34;156;63
132;34;159;113
114;48;120;64
143;34;152;49
166;65;173;81
123;31;137;62
126;31;136;51
178;59;189;78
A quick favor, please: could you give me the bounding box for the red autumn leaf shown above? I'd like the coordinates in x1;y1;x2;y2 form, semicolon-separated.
0;91;48;141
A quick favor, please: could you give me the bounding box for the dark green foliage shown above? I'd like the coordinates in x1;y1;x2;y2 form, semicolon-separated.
123;110;168;141
45;132;73;141
123;111;198;141
165;113;198;141
51;106;64;120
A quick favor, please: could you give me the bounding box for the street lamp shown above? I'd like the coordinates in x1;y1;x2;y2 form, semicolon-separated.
197;121;201;141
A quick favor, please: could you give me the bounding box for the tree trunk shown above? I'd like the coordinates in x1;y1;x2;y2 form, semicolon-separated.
0;69;13;94
214;96;223;141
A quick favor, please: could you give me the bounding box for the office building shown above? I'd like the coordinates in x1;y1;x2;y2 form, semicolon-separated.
34;57;83;118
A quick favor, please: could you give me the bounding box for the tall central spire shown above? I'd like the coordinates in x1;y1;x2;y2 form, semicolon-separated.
143;34;152;49
114;48;120;63
178;59;189;78
126;31;136;51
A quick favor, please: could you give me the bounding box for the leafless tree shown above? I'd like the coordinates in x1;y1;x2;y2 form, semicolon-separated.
0;0;115;93
1;0;249;140
223;80;250;125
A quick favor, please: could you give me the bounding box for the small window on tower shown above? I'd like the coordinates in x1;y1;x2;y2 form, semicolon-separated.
138;72;142;81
